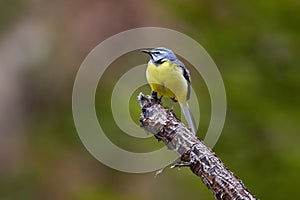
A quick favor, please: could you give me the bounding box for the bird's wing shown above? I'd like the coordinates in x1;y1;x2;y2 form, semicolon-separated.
176;59;191;100
175;59;197;134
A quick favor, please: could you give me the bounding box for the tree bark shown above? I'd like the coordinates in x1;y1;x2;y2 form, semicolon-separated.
138;93;257;200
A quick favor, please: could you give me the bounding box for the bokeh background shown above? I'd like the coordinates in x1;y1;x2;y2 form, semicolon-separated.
1;0;300;199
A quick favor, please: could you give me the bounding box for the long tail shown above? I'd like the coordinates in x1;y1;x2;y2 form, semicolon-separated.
180;103;197;135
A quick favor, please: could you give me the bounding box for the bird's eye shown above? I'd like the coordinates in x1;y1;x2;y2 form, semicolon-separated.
154;51;160;54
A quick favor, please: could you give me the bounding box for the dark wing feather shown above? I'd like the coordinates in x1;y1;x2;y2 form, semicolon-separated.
175;59;191;100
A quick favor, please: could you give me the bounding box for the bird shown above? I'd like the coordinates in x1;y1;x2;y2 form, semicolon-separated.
141;47;197;134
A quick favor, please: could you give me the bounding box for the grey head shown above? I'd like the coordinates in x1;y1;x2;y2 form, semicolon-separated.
141;46;191;99
141;47;177;64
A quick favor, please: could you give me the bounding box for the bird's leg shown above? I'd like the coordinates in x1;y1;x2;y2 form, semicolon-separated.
151;91;158;101
151;91;162;103
158;95;163;102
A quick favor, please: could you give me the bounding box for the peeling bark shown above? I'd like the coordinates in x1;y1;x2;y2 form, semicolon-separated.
138;93;256;200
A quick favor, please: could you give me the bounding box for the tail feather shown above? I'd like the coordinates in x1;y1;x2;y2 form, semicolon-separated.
180;103;197;135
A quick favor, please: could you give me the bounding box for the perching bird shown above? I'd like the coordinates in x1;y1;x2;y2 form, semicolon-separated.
141;47;197;134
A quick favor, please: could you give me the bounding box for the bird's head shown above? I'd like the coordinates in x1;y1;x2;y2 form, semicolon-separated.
141;47;177;64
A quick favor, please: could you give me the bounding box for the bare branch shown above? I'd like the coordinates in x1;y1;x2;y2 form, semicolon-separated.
138;93;257;200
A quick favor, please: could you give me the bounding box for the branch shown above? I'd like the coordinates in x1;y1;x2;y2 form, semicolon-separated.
138;93;257;200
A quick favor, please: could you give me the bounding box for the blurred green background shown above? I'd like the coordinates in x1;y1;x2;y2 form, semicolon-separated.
1;0;300;199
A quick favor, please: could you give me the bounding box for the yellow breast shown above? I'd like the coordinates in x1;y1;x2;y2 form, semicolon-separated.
146;61;188;104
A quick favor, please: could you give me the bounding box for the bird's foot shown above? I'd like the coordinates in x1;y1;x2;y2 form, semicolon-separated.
151;91;158;101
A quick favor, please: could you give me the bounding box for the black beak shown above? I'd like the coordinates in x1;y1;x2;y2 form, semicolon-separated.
141;49;153;58
141;49;151;54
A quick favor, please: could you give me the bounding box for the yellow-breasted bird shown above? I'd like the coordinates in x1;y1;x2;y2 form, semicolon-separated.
141;47;197;134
